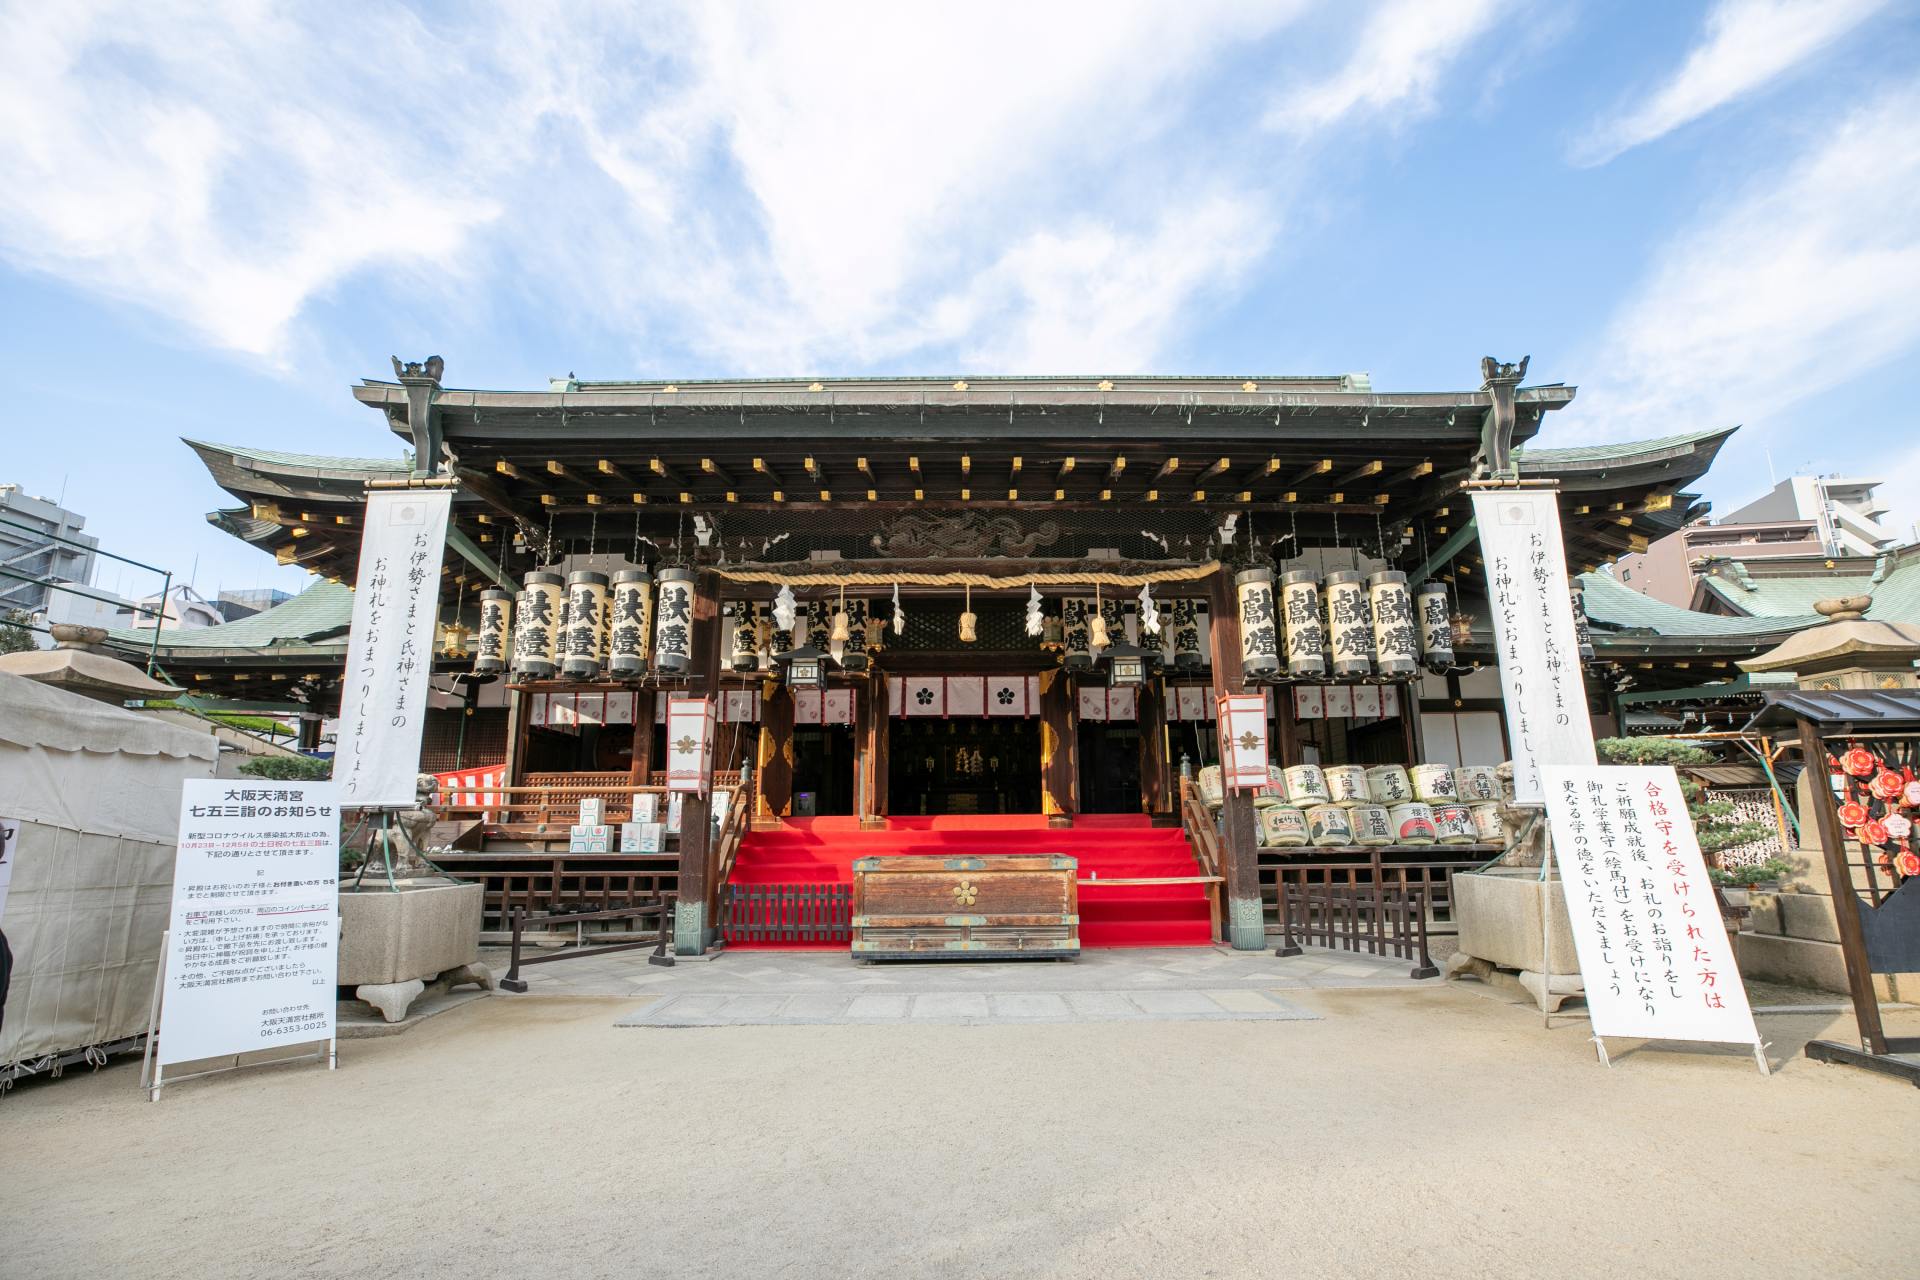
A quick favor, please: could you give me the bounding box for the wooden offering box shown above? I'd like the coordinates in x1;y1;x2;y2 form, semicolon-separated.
851;855;1080;960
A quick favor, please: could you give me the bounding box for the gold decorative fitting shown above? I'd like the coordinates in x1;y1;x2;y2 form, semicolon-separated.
952;880;979;907
952;380;969;391
674;734;697;754
1097;380;1113;392
662;384;678;393
808;381;824;392
1241;380;1258;392
1237;731;1260;752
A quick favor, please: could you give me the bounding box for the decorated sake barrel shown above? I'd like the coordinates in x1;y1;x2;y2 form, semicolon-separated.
1234;567;1280;678
1171;598;1204;669
1261;806;1310;849
1416;581;1452;670
1281;571;1326;678
1469;802;1505;844
512;571;564;678
473;588;513;676
1453;765;1500;803
608;568;652;678
728;600;759;671
1325;764;1369;807
1325;571;1373;678
1366;764;1413;805
1284;763;1329;805
1307;804;1354;848
1197;765;1224;810
1389;802;1437;844
1366;570;1418;676
561;571;610;680
1253;766;1289;807
1433;803;1477;845
652;567;695;674
1411;763;1458;802
1350;804;1395;846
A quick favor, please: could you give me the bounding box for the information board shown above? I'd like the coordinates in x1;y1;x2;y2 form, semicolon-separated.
1542;765;1763;1050
158;780;340;1068
1471;490;1596;804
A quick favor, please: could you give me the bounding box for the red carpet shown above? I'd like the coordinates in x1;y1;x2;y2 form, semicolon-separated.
724;814;1212;948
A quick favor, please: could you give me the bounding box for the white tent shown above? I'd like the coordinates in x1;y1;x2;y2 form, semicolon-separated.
0;671;216;1074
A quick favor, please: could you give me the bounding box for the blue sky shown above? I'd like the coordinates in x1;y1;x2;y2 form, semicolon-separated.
3;0;1917;600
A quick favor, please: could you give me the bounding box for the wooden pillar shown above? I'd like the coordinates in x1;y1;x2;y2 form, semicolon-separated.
1206;568;1266;950
629;689;657;786
1397;680;1425;765
857;672;889;827
673;570;725;955
758;684;795;819
1138;675;1171;816
1038;667;1078;827
502;686;529;786
1272;683;1301;769
1798;716;1889;1055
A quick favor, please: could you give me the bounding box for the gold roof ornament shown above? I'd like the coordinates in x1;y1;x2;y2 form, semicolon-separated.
1242;380;1258;392
952;380;968;391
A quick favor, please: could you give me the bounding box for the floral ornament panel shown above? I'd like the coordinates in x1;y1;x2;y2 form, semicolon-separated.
1828;739;1920;886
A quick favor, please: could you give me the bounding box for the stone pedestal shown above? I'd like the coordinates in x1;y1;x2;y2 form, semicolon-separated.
339;878;492;1022
1447;868;1585;1012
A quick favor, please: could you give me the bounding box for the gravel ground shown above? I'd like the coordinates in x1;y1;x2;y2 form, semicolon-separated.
2;980;1915;1280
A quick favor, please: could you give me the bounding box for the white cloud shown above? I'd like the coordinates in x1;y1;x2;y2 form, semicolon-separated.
1570;82;1920;443
1572;0;1890;165
1264;0;1510;135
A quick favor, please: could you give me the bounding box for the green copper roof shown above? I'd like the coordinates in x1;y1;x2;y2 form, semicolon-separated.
1516;427;1733;468
103;581;354;654
1578;569;1819;637
185;439;412;474
1700;553;1920;623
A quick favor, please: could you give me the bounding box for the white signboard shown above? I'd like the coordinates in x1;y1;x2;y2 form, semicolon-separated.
1471;490;1596;804
1543;766;1763;1051
159;780;340;1068
333;489;452;806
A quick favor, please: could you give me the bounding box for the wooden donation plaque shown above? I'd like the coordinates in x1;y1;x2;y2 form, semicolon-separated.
851;855;1080;960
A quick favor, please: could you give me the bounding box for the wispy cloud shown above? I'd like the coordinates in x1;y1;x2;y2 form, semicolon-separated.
1571;81;1920;444
1263;0;1510;135
1572;0;1890;166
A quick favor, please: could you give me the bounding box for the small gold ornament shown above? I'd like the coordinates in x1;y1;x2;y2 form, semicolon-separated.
952;880;978;906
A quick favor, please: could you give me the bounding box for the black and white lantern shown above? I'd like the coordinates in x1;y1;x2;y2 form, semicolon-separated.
1234;567;1280;679
562;571;609;680
609;568;651;679
653;567;695;675
513;571;564;679
1570;583;1596;662
474;588;513;676
1106;643;1149;688
1367;570;1419;676
1170;598;1203;669
1416;581;1452;670
1280;571;1326;678
779;644;827;691
729;600;759;671
1063;598;1092;671
1325;570;1373;678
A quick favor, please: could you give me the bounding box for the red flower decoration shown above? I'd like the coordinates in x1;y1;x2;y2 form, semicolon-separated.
1843;747;1878;777
1871;771;1905;801
1838;801;1869;828
1863;819;1890;846
1897;851;1920;878
1903;780;1920;807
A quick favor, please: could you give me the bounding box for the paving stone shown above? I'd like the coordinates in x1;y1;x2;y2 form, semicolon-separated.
989;993;1072;1020
911;993;991;1020
1204;989;1290;1013
845;994;912;1019
780;994;853;1020
1062;992;1136;1017
1127;990;1220;1015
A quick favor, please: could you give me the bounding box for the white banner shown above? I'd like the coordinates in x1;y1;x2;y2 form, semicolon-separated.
903;677;945;717
986;675;1028;716
1078;686;1107;722
1543;766;1762;1048
159;780;339;1066
821;688;854;726
1471;490;1596;804
946;676;986;718
333;490;451;807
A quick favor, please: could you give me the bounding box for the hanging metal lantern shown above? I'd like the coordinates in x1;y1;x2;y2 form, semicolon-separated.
729;600;759;671
1233;568;1280;679
1325;570;1373;678
653;566;694;675
778;644;827;691
1570;583;1596;662
1171;598;1203;669
1063;598;1092;671
1280;571;1325;678
1367;570;1418;676
860;598;886;652
513;571;564;679
439;619;471;660
1040;610;1065;653
562;570;609;680
609;568;652;679
474;588;513;676
1417;580;1452;670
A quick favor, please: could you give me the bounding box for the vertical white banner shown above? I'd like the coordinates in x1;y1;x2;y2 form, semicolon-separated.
333;490;452;807
160;780;340;1066
1542;766;1762;1048
1471;490;1596;804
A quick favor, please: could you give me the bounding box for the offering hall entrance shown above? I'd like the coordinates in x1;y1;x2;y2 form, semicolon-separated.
888;716;1041;815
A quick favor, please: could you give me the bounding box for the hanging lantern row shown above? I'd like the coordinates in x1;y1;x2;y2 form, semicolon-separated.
1234;567;1460;683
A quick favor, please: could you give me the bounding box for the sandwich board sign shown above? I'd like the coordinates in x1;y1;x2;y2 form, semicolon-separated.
1541;765;1767;1074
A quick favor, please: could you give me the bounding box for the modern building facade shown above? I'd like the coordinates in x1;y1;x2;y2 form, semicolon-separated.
0;484;97;613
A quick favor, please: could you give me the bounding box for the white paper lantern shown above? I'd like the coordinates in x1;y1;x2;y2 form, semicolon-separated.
609;568;651;679
1417;581;1453;669
653;567;695;674
562;571;609;680
1325;570;1373;678
1281;571;1326;678
512;571;564;678
1367;570;1418;676
474;588;513;676
1234;568;1280;678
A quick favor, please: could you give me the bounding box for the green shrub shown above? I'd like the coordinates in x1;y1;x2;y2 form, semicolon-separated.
237;754;333;781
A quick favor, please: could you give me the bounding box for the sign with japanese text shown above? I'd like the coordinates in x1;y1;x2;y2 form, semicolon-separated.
665;696;716;795
1542;766;1762;1047
332;489;452;807
158;780;340;1066
1471;490;1596;804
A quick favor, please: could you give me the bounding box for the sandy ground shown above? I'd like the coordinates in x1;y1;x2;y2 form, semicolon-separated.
2;981;1916;1280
